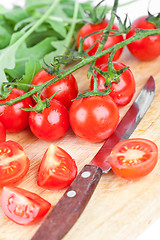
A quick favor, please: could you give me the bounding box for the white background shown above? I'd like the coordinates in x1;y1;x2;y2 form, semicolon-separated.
0;0;159;21
0;0;160;240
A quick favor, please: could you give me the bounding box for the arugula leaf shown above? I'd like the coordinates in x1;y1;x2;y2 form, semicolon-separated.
25;0;53;11
21;55;41;91
2;6;28;23
0;25;11;48
0;0;60;89
0;0;95;93
46;19;67;38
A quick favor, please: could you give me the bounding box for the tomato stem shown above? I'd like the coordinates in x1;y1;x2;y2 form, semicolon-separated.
1;9;160;106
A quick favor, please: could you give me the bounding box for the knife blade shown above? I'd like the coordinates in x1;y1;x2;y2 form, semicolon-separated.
31;76;155;240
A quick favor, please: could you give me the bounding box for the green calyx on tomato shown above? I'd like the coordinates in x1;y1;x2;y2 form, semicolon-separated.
84;0;109;25
90;61;135;107
94;58;129;87
146;11;160;29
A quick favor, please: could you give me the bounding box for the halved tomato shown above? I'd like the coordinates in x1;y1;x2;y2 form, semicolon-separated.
0;141;30;187
109;138;158;180
1;186;51;225
37;144;77;189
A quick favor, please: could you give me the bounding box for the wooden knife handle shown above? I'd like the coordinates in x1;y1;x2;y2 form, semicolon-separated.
31;164;102;240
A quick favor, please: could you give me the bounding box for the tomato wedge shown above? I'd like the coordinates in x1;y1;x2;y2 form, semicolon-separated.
1;186;51;225
0;141;30;187
37;144;77;189
109;138;158;180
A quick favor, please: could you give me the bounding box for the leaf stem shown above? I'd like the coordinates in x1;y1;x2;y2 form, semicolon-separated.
65;0;79;49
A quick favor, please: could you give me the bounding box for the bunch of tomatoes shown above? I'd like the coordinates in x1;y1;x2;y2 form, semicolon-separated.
1;16;160;143
0;15;159;226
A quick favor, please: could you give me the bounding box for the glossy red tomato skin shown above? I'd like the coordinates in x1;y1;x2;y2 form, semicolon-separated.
0;121;6;142
77;19;124;66
69;95;119;143
1;186;51;225
0;88;33;133
0;140;30;187
31;70;78;109
37;144;77;189
90;62;135;107
126;16;160;61
29;99;69;141
109;138;158;180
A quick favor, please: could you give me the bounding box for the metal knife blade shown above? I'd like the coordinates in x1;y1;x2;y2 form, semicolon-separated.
31;76;155;240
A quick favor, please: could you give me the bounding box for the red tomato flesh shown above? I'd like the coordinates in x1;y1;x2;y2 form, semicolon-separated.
0;141;30;187
109;138;158;180
126;16;160;61
37;144;77;189
1;186;51;225
31;70;78;109
69;95;119;143
0;121;6;142
0;88;33;133
29;99;69;141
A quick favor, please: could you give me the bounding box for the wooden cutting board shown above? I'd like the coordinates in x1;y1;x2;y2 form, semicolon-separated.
1;47;160;240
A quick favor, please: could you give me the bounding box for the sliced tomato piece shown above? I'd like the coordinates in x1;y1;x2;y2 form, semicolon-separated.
0;141;30;187
1;186;51;225
109;138;158;180
37;145;77;189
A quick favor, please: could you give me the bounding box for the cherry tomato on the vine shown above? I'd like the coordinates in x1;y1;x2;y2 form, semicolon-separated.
31;70;78;109
90;62;135;107
1;186;51;225
69;95;119;143
0;140;30;187
29;99;69;141
0;88;33;133
77;19;124;66
126;16;160;61
0;121;6;142
109;138;158;180
37;144;77;189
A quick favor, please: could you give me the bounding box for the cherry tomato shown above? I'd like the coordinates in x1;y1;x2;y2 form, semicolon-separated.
0;140;30;187
77;19;124;66
1;186;51;225
31;70;78;109
90;62;135;107
109;138;158;180
0;121;6;142
29;99;69;141
126;16;160;61
69;95;119;142
0;88;33;133
37;144;77;189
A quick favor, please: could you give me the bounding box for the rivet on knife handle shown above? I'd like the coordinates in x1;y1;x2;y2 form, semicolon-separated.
31;165;102;240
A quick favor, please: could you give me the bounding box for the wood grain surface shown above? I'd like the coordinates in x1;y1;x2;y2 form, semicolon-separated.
1;47;160;240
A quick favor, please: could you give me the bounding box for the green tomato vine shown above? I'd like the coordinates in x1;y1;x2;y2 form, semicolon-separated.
0;0;160;112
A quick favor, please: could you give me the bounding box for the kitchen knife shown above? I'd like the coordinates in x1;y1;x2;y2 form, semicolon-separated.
31;76;155;240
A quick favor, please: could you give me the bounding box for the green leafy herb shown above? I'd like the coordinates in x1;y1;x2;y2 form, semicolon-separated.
0;0;95;91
